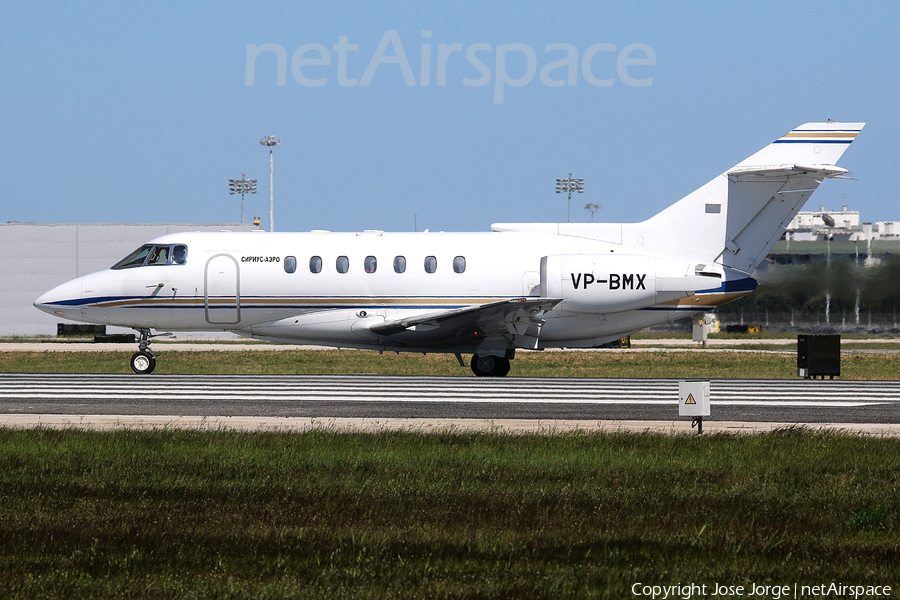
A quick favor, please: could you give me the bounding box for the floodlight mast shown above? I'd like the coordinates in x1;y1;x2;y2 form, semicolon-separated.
228;173;257;224
584;202;601;222
555;173;584;223
259;135;280;232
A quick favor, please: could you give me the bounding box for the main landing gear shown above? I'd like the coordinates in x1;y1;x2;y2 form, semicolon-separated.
470;353;512;377
130;328;156;374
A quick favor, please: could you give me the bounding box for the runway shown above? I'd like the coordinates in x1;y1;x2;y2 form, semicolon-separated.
2;373;899;434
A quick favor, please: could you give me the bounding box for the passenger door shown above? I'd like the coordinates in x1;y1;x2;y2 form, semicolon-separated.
204;254;240;324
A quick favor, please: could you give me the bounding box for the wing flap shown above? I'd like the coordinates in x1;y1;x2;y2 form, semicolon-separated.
369;298;563;348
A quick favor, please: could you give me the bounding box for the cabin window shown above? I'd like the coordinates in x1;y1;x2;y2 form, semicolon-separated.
336;255;349;274
453;256;466;273
424;256;437;273
393;256;406;273
310;256;322;273
364;256;377;273
284;256;297;273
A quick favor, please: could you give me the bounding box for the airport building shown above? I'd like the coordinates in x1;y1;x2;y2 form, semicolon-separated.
1;222;259;337
768;205;900;267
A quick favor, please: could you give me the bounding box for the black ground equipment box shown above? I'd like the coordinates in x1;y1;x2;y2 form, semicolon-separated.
797;334;840;379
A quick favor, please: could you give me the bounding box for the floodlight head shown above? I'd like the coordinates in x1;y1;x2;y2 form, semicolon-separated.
259;135;281;148
229;177;258;195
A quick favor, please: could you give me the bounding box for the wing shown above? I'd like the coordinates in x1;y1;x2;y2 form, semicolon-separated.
369;297;563;350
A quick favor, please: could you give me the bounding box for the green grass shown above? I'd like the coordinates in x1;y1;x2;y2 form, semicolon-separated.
632;331;900;340
635;341;900;352
3;348;900;379
1;428;898;599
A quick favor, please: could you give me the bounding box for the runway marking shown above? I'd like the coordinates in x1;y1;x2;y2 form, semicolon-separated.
1;373;897;409
0;394;879;407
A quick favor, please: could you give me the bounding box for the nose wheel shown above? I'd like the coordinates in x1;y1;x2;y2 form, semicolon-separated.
130;328;158;374
130;350;156;374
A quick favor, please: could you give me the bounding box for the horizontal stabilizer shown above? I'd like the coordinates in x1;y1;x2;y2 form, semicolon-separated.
727;164;849;179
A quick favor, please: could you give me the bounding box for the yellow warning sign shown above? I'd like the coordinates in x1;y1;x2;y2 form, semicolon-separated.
685;393;696;405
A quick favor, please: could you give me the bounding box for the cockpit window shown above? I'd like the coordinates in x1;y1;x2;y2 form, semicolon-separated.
111;244;187;269
148;245;168;265
112;245;153;269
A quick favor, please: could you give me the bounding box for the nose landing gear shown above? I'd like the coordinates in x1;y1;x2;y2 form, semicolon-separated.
130;328;157;374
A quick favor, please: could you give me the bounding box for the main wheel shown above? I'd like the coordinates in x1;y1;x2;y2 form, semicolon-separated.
471;354;511;377
130;350;156;374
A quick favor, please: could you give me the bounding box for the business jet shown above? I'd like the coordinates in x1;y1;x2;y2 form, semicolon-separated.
35;121;864;376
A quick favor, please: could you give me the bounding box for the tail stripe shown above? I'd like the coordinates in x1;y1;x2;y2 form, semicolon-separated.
774;139;855;144
775;129;861;144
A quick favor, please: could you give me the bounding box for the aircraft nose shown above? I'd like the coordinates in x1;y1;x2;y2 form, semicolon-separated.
34;277;84;318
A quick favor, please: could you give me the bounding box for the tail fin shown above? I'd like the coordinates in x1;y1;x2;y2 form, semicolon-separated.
626;122;864;274
493;122;864;276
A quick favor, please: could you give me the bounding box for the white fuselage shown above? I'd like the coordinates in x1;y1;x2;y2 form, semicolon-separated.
35;229;741;353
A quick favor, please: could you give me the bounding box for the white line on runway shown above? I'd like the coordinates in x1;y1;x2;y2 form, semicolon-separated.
2;375;898;409
0;392;886;407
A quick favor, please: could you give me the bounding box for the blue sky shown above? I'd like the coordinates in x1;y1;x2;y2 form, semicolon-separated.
2;2;896;233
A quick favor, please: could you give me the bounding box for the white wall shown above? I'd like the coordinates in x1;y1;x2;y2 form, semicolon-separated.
1;223;257;336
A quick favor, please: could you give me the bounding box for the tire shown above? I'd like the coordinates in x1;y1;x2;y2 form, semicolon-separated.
130;350;156;374
494;357;511;377
471;354;511;377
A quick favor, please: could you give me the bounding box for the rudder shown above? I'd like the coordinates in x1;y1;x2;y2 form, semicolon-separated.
635;121;864;274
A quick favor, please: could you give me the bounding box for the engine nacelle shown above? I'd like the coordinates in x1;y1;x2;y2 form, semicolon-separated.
541;254;716;314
